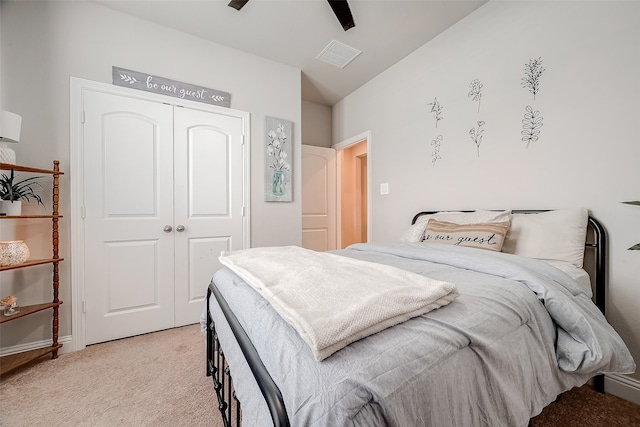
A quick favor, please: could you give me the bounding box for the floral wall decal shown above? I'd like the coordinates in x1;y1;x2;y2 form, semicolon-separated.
468;79;483;113
469;121;485;157
427;97;444;128
430;135;444;167
521;106;543;148
265;116;293;202
423;58;550;163
521;57;545;100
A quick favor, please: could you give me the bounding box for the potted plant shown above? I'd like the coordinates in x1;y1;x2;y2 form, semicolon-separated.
0;168;44;216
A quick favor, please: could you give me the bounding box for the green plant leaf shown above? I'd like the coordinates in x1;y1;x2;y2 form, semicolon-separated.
0;169;45;206
621;202;640;249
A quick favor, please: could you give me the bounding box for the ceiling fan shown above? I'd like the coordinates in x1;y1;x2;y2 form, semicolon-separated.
228;0;356;31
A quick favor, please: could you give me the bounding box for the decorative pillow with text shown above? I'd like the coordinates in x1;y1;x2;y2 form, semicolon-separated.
400;210;511;243
423;220;511;252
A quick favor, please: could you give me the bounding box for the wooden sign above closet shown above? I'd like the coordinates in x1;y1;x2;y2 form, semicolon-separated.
112;66;231;108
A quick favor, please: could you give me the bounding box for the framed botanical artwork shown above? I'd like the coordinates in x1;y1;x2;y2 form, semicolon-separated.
264;116;292;202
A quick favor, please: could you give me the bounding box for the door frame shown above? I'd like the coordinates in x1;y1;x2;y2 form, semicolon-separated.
69;77;251;351
333;130;372;247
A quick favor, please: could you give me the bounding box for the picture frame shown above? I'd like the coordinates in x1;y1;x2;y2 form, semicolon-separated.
264;116;293;202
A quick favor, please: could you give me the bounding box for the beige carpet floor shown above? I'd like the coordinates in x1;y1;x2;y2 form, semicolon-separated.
0;325;219;427
1;324;639;426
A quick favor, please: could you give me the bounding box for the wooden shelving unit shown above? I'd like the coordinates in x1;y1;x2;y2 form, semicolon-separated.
0;161;64;376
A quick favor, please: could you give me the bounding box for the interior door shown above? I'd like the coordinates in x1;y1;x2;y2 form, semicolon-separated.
83;90;175;344
173;107;246;326
302;145;337;251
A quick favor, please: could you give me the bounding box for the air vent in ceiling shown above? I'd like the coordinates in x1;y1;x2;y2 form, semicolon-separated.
316;40;361;68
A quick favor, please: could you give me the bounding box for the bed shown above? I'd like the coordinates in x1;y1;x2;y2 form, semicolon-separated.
203;209;635;427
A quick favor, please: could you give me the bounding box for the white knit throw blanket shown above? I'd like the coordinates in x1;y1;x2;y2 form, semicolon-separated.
219;246;459;361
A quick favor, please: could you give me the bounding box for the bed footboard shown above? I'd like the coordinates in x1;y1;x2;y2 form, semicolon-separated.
206;310;240;427
206;282;290;427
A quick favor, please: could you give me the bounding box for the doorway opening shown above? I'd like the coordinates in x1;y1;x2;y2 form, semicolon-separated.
336;134;369;249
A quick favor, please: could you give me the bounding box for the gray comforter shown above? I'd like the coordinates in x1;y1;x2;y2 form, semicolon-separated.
205;243;635;427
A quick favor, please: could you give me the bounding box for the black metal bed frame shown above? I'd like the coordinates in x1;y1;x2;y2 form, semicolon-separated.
206;210;608;426
206;281;290;427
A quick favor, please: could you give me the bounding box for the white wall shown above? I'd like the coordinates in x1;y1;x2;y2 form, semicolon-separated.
0;0;302;348
333;0;640;387
302;100;332;148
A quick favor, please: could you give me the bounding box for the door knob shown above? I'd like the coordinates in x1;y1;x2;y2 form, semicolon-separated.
163;225;173;232
176;225;185;232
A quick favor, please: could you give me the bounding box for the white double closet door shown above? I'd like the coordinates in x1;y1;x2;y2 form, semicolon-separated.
82;89;247;345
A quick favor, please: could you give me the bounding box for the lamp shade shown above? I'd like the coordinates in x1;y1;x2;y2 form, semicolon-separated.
0;110;22;143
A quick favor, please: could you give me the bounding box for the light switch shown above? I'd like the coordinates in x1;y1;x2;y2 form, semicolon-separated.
380;183;389;195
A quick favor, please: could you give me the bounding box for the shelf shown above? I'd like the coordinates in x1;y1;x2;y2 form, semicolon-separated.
0;258;64;272
0;302;62;324
0;215;63;219
0;160;63;376
0;163;64;175
0;344;63;376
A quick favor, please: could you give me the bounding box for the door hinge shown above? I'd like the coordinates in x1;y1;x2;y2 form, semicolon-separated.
242;206;246;217
81;110;85;124
81;205;86;219
83;300;87;313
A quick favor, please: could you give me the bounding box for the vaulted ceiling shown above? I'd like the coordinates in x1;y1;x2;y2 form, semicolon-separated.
94;0;486;106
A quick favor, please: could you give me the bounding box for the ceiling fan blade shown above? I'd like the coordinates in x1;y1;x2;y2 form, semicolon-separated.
327;0;356;31
228;0;250;11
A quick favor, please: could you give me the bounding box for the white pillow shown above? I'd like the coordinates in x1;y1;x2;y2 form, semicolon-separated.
502;209;589;268
400;210;511;242
400;216;430;242
432;210;511;224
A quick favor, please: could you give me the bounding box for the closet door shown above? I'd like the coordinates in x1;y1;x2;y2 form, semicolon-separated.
173;108;246;326
83;91;175;344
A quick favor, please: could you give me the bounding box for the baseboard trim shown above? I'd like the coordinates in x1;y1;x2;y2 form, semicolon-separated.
0;335;73;357
606;374;640;405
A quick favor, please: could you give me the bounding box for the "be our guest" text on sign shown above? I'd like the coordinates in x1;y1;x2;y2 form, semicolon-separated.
112;66;231;108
